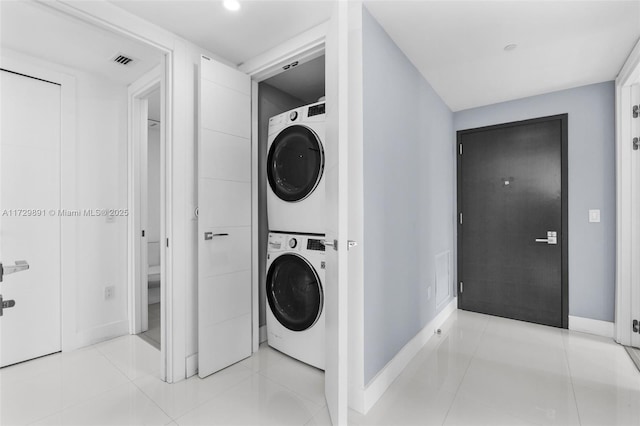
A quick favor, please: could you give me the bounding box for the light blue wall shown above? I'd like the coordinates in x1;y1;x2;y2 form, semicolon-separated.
454;81;616;323
362;8;455;384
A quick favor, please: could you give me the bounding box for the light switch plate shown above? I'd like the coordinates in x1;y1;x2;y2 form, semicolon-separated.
589;209;601;223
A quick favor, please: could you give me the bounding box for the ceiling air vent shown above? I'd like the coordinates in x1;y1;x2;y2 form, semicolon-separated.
111;53;134;66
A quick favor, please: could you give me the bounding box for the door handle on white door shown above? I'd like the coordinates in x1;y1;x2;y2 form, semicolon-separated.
204;232;229;240
0;260;30;282
323;239;337;251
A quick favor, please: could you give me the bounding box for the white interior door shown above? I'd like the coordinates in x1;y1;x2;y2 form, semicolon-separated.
324;1;350;423
632;83;640;350
0;69;61;367
198;56;252;377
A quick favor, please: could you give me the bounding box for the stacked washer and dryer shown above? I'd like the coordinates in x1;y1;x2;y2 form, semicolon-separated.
265;101;326;370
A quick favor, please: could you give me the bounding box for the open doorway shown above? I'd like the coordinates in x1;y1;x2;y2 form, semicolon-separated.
615;40;640;368
257;53;327;349
0;0;167;375
128;69;164;358
139;87;162;349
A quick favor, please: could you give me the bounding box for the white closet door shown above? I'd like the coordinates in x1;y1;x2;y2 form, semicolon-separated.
0;70;61;367
632;82;640;350
198;56;252;377
324;1;351;424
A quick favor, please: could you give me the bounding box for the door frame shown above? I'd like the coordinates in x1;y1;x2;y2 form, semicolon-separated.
615;39;640;346
128;65;169;381
239;22;327;353
128;68;161;337
0;54;75;352
456;114;569;328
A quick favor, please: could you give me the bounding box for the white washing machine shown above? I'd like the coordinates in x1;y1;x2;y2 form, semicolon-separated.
266;232;325;370
267;101;325;234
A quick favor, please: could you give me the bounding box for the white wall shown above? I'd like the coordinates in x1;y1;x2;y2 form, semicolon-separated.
2;48;130;347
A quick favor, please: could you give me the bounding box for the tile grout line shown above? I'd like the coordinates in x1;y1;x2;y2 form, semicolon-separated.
170;371;259;424
93;336;176;423
560;330;583;426
439;314;491;425
25;347;137;425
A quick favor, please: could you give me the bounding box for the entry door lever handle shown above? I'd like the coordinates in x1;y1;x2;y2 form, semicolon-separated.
535;231;558;245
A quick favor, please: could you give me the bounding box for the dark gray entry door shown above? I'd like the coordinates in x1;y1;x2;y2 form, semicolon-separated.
457;114;568;328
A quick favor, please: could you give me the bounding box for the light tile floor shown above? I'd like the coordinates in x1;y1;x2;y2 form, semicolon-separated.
1;310;638;425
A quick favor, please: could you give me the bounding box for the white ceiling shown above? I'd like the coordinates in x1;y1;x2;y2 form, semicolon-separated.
365;0;640;111
4;1;636;111
109;0;333;65
262;55;325;103
0;1;162;85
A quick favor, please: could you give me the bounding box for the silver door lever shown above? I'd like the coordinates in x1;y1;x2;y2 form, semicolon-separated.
204;232;229;240
0;260;30;282
535;231;557;245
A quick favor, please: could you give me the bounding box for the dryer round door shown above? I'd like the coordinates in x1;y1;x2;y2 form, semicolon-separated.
267;125;324;202
266;253;323;332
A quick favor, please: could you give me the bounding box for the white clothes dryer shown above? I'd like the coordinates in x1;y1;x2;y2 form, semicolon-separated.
266;232;325;370
267;101;325;234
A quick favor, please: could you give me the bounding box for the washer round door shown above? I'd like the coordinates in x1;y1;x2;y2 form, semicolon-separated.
267;125;324;202
266;253;323;332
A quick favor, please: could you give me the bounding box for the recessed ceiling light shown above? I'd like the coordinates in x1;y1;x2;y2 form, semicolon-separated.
223;0;241;11
504;44;518;52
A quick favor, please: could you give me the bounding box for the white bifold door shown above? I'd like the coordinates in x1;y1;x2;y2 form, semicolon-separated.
0;69;61;367
198;56;252;377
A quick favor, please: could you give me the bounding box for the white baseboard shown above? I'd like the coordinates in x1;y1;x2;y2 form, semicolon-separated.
259;325;268;343
72;319;129;349
186;353;198;378
352;297;458;414
569;315;614;338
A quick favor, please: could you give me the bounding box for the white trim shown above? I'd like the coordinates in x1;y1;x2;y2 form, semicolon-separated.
1;52;78;351
186;353;198;377
251;80;259;353
239;22;327;80
351;297;457;415
77;320;129;346
128;67;161;337
259;325;268;344
615;38;640;346
569;316;615;339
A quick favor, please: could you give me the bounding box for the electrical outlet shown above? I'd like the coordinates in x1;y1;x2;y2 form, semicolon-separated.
104;285;115;300
427;286;432;300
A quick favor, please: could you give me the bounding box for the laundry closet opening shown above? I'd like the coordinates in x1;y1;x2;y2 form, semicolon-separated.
257;54;327;368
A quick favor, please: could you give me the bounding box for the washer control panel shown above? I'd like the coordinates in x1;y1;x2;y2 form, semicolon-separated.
268;233;326;253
